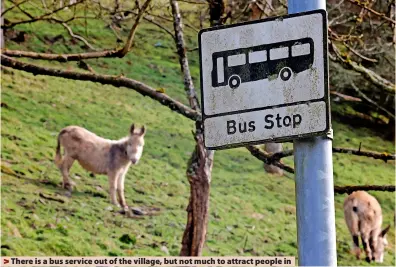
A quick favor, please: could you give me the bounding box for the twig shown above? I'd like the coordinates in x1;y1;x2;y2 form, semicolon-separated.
130;12;175;40
61;22;97;51
186;47;199;52
41;0;48;11
2;0;153;61
246;145;295;174
246;146;394;194
1;0;30;17
328;0;345;13
77;60;95;73
109;23;123;42
119;0;152;56
330;90;362;102
350;82;395;119
178;0;206;4
346;0;396;24
332;146;395;162
39;192;65;203
11;0;34;19
3;0;85;28
170;0;200;111
147;12;199;33
1;55;199;121
330;41;395;94
267;146;395;162
343;42;378;63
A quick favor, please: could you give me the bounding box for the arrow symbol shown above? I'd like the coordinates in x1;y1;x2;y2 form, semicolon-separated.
4;259;9;264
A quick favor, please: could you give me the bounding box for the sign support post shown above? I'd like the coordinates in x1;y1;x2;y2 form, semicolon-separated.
199;4;336;264
289;0;337;266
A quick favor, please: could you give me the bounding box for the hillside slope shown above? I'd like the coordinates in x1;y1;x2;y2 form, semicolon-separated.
1;8;395;266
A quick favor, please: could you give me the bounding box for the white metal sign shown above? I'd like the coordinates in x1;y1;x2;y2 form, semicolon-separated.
199;10;330;149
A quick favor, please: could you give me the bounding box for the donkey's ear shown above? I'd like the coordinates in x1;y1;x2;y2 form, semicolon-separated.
130;124;135;135
380;225;391;237
140;125;146;136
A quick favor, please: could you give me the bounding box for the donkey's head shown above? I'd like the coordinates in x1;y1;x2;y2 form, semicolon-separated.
372;224;390;263
126;124;146;165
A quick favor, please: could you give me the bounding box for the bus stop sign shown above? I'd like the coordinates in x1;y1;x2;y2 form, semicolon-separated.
199;9;330;150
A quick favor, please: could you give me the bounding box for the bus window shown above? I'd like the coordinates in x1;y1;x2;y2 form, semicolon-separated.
228;54;246;67
249;50;267;63
270;47;288;60
292;43;310;57
217;57;224;83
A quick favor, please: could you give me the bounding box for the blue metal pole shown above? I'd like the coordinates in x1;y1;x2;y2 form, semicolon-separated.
288;0;337;266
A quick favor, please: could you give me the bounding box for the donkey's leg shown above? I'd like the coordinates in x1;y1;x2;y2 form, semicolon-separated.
361;233;372;262
369;229;380;261
352;235;361;259
117;169;128;210
108;171;120;207
59;155;75;191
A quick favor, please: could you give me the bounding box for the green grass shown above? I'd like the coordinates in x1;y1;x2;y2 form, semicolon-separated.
1;2;395;265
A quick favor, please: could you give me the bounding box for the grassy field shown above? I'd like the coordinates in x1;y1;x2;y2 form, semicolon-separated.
1;3;395;265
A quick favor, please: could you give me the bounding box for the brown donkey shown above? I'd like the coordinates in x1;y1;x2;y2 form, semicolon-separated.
54;124;146;210
344;191;390;263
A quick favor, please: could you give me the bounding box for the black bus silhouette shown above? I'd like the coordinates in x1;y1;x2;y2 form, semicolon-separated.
211;38;314;89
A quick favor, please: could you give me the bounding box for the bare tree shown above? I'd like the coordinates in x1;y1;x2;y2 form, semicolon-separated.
169;0;214;256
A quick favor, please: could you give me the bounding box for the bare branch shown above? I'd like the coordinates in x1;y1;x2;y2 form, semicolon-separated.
346;0;396;24
131;12;175;40
328;0;344;12
246;145;295;174
109;24;123;42
88;0;175;39
268;146;395;162
330;41;395;94
61;22;97;51
186;47;199;52
3;0;85;28
119;0;153;56
334;185;395;194
77;60;95;73
332;146;395;162
350;82;395;119
10;0;34;19
1;55;199;121
1;48;122;61
39;192;65;203
2;0;153;61
330;90;362;102
148;13;199;33
1;0;30;17
170;0;200;111
246;146;394;194
343;42;378;63
178;0;206;4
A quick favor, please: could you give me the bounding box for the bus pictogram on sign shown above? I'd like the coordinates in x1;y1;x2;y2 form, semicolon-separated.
211;38;314;89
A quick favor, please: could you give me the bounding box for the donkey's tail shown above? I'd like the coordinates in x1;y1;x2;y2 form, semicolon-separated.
54;133;63;167
344;197;360;236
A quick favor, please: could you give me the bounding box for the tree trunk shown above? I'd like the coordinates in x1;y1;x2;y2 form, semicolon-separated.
180;132;214;256
1;0;4;49
169;0;215;256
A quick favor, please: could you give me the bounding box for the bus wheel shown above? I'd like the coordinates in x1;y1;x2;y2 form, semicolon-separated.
229;75;241;89
279;67;292;81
